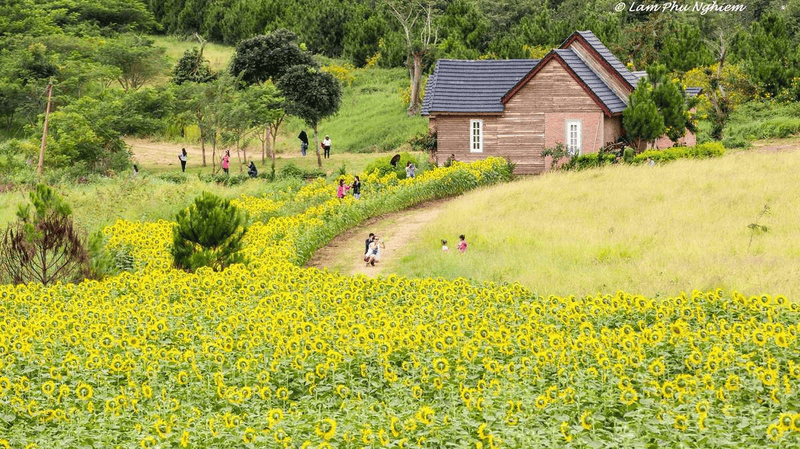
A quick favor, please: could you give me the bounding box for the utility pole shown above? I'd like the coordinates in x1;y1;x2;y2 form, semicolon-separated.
37;78;54;176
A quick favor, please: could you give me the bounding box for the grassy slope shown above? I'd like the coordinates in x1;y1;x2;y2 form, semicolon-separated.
389;148;800;298
148;35;428;155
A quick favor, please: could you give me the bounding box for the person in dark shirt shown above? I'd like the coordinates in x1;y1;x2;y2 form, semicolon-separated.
247;161;258;178
364;233;374;260
351;176;361;200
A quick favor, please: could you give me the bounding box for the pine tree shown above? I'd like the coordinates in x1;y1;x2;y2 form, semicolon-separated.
623;80;664;151
647;64;689;142
172;192;249;272
0;184;89;285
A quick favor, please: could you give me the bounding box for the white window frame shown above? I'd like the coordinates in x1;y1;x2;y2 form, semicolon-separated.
470;119;483;153
566;120;582;156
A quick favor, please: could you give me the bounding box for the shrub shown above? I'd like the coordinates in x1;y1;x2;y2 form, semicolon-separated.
409;130;437;155
198;173;251;186
280;163;305;179
562;152;618;171
171;192;249;272
0;184;89;285
722;135;751;149
364;152;420;179
631;142;725;164
156;172;189;184
279;163;326;180
623;147;635;163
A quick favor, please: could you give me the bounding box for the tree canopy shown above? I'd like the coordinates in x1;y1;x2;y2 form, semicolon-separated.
229;29;317;85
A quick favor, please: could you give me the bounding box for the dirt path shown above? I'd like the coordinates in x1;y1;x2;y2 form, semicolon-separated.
306;199;450;277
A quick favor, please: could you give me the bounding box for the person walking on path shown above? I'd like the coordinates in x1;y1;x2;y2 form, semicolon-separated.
458;234;467;253
365;236;384;266
351;175;361;200
221;150;230;174
337;178;350;199
298;130;309;156
322;135;332;159
364;233;374;261
178;148;187;172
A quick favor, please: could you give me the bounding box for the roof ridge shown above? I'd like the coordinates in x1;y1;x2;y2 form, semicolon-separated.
574;30;638;88
564;46;628;107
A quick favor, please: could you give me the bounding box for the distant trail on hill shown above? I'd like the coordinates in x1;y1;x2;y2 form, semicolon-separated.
306;199;450;277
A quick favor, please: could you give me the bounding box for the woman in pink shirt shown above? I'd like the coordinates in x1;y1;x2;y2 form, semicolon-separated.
221;150;230;174
458;234;467;253
337;178;350;199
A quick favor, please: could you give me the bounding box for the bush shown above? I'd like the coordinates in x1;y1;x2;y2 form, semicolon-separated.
631;142;725;164
721;135;752;149
409;130;437;155
171;192;249;272
623;147;635;163
280;163;305;179
156;172;189;184
0;184;90;285
198;173;251;186
364;152;420;179
279;163;327;180
562;152;618;171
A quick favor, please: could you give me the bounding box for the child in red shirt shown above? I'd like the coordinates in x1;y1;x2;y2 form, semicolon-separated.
458;234;467;253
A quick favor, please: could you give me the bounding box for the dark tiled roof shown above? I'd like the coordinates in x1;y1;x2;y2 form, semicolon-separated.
421;59;539;115
685;87;703;97
555;49;627;114
575;30;639;88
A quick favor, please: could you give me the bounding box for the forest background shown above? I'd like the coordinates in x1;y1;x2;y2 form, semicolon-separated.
1;0;800;182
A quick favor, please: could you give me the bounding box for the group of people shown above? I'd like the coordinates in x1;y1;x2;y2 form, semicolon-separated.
441;235;468;253
297;131;332;158
337;176;361;200
364;233;384;267
179;149;257;178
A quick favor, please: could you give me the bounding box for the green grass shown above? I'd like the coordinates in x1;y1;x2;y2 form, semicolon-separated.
280;67;429;153
132;148;420;179
149;35;235;74
0;151;425;235
718;101;800;147
144;34;428;155
389;148;800;299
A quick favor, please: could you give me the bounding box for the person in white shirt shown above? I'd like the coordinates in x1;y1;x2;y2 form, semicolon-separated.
321;135;332;159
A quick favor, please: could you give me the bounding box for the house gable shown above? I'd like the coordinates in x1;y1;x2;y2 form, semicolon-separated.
501;50;625;116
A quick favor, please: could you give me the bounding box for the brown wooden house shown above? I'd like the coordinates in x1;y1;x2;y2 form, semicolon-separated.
422;30;699;174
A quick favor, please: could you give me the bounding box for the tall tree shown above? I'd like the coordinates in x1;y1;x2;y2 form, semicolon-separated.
278;66;342;168
734;12;800;97
243;83;284;164
229;29;317;86
623;80;664;151
647;64;691;142
385;0;438;115
98;34;169;92
172;40;216;85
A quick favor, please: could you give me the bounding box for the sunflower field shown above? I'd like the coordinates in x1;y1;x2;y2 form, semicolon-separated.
1;157;800;448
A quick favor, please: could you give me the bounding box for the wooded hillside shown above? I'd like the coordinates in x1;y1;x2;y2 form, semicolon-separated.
1;0;800;180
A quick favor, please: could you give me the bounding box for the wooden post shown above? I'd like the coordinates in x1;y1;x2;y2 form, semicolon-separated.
37;79;54;176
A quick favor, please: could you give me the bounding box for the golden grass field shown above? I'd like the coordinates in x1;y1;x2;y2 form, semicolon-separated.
389;147;800;299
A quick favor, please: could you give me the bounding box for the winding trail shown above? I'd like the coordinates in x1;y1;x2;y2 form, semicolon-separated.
306;199;451;277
